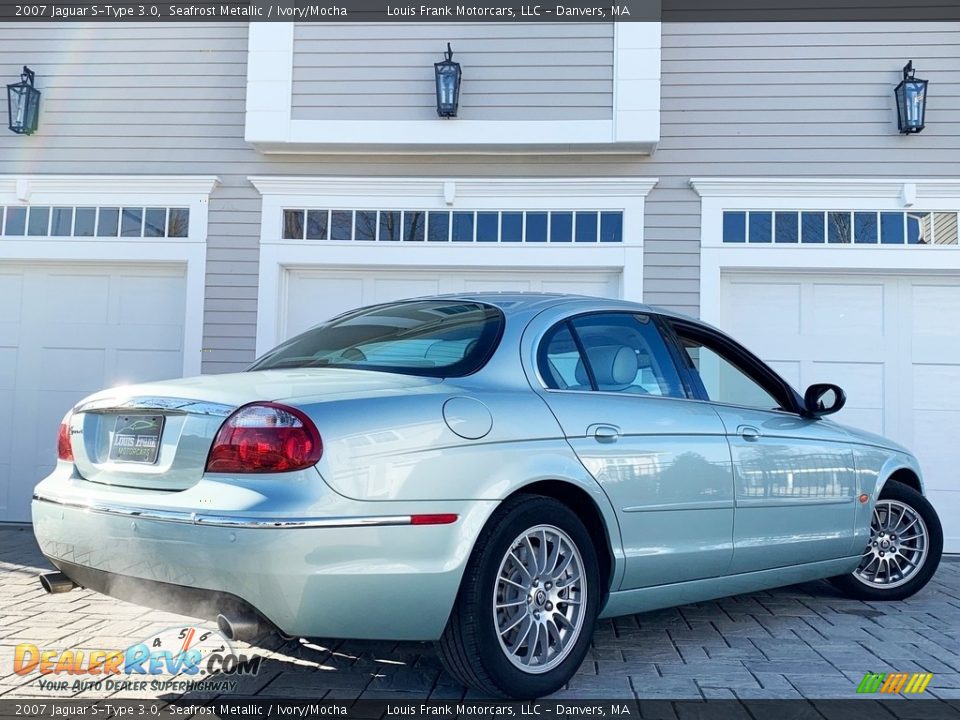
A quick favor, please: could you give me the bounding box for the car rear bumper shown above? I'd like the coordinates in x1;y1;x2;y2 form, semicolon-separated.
32;474;495;641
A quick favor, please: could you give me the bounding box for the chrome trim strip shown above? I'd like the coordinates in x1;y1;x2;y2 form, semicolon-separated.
735;497;856;508
32;494;412;529
74;396;235;417
622;500;736;513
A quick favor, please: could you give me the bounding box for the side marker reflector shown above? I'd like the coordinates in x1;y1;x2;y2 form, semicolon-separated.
410;513;458;526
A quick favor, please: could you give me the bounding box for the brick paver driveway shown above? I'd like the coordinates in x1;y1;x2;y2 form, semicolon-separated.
2;526;958;702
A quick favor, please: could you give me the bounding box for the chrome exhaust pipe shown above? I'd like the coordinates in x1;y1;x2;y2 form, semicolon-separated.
40;572;77;594
217;612;262;642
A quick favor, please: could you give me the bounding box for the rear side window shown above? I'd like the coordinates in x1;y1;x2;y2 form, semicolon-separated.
538;313;686;398
251;300;503;378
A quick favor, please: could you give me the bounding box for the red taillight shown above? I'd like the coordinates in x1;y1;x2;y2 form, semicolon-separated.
410;514;459;526
57;413;74;462
205;402;322;474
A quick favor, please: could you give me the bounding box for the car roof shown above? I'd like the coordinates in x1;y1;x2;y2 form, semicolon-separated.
413;291;697;322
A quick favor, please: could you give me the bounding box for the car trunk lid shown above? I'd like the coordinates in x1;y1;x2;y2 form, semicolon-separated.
69;369;441;490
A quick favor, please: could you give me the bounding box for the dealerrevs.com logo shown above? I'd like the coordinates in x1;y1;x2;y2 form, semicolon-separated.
857;672;934;694
14;625;262;693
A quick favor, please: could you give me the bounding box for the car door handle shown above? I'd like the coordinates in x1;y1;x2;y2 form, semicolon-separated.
738;425;761;441
589;424;620;443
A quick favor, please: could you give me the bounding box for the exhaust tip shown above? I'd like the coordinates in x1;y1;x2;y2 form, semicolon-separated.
217;612;261;643
40;572;77;594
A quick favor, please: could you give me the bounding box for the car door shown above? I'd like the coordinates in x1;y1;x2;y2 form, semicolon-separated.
537;312;735;590
665;319;858;574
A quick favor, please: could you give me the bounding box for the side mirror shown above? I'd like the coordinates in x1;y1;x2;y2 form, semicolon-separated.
803;383;846;418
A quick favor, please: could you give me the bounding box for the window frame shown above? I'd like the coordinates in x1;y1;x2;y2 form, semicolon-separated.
536;311;695;400
662;318;805;415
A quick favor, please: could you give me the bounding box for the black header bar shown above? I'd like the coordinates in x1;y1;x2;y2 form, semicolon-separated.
2;0;960;21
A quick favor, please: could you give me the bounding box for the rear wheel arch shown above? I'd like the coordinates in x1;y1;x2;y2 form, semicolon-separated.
505;480;616;603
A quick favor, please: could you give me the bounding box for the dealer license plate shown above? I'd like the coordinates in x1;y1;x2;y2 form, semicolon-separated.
109;415;164;464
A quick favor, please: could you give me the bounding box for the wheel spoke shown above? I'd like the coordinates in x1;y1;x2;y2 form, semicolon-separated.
510;549;534;582
537;530;549;574
500;609;528;637
509;614;533;653
524;536;540;575
500;576;527;591
524;621;541;664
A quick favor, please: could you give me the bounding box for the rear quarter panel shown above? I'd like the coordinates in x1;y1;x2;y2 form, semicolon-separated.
296;387;625;588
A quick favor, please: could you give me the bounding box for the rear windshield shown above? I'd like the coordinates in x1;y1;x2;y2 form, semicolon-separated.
249;300;504;377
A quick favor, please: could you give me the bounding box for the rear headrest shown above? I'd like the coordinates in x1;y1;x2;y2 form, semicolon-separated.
575;345;638;388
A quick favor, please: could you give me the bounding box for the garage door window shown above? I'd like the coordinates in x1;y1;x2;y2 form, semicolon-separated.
1;205;189;238
281;209;624;244
722;210;959;245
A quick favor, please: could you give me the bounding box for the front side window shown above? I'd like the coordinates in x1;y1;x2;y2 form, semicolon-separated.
674;330;784;411
538;313;686;398
250;301;503;378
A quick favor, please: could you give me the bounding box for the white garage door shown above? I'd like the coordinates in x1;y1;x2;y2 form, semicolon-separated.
0;263;187;522
282;267;622;339
721;272;960;552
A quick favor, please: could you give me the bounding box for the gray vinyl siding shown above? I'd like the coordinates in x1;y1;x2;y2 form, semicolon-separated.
3;21;959;372
291;22;614;121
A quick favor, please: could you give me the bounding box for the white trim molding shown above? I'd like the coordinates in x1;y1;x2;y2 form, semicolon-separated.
691;177;960;328
250;176;657;353
245;23;660;155
0;175;220;377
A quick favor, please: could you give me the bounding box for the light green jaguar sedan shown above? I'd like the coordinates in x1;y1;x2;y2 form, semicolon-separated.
32;294;942;697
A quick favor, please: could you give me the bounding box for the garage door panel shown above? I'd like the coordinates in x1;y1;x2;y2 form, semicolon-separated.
0;348;16;390
114;349;184;384
913;365;960;411
911;285;960;337
913;412;960;492
726;281;801;342
540;277;621;297
810;282;886;336
116;275;187;325
370;277;441;302
0;274;23;319
0;263;187;523
462;278;531;293
39;274;111;323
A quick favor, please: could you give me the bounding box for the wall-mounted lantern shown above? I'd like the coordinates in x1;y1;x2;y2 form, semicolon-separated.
7;66;40;135
434;43;462;118
894;61;927;134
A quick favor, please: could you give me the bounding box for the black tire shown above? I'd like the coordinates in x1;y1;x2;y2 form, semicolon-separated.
437;494;600;698
830;480;943;601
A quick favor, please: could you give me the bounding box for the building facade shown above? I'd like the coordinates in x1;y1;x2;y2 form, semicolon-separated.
1;20;958;552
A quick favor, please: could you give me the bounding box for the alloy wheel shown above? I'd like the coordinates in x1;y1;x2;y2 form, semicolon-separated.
493;524;586;674
854;499;929;589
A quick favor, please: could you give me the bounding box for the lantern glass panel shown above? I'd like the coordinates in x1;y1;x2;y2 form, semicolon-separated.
435;64;461;117
895;77;927;133
7;83;39;134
